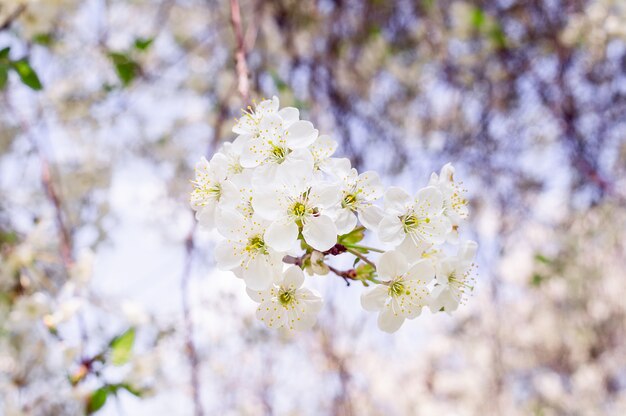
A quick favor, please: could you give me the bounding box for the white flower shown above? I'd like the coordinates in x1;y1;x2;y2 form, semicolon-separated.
190;156;234;228
9;292;51;326
211;137;246;177
253;173;340;252
309;134;341;174
233;96;280;137
247;266;323;331
306;250;330;276
333;166;384;234
428;163;469;242
240;112;318;170
378;186;451;247
430;240;477;313
219;170;255;218
361;251;435;333
214;212;283;290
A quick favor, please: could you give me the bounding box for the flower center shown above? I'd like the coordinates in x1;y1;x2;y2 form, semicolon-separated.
342;193;357;209
278;289;296;306
401;213;429;232
292;202;307;218
389;281;406;297
208;184;222;200
229;162;243;175
270;145;289;163
246;235;267;254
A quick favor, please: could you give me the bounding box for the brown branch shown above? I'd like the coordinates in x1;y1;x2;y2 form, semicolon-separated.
6;99;74;269
40;155;74;268
344;247;375;268
229;0;250;103
0;5;26;31
327;265;357;286
179;96;228;416
179;223;204;416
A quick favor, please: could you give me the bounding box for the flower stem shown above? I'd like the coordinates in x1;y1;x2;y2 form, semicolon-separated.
342;243;385;253
345;247;376;268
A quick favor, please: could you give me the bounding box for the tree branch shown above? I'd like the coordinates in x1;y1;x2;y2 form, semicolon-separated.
0;5;26;32
229;0;250;104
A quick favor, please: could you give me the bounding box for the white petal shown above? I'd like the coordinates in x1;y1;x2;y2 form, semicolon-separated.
302;215;337;251
377;251;409;280
405;259;436;283
215;210;247;239
252;189;284;220
214;241;240;270
361;285;389;311
459;240;478;263
282;266;305;289
357;171;383;200
384;186;412;215
278;107;300;126
257;113;284;139
358;205;384;231
285;120;318;148
218;180;241;208
240;137;263;168
428;171;439;187
378;215;405;245
265;220;299;252
243;255;275;290
321;157;351;177
440;163;455;182
196;204;216;228
429;288;459;313
309;182;340;208
233;117;256;135
418;215;451;245
377;307;405;333
415;186;444;216
396;236;431;262
279;151;314;189
310;134;338;159
292;309;317;330
335;208;358;235
246;287;268;303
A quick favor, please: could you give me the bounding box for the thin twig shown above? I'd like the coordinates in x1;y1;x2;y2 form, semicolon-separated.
344;247;376;268
179;95;228;416
6;99;74;269
229;0;250;103
327;265;357;286
0;4;26;31
179;224;204;416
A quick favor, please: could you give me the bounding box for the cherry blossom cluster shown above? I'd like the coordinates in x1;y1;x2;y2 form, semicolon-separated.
191;97;477;333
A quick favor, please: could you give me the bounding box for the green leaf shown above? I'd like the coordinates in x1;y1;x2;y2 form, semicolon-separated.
355;263;376;283
531;273;544;286
11;60;43;91
108;52;140;86
0;65;8;90
118;383;142;397
0;230;18;245
470;7;486;29
338;227;365;246
0;47;10;60
134;37;154;51
534;254;551;264
32;33;54;46
109;328;135;366
488;24;507;49
87;387;108;414
352;257;360;267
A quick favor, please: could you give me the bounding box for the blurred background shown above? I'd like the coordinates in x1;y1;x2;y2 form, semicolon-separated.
1;0;625;415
